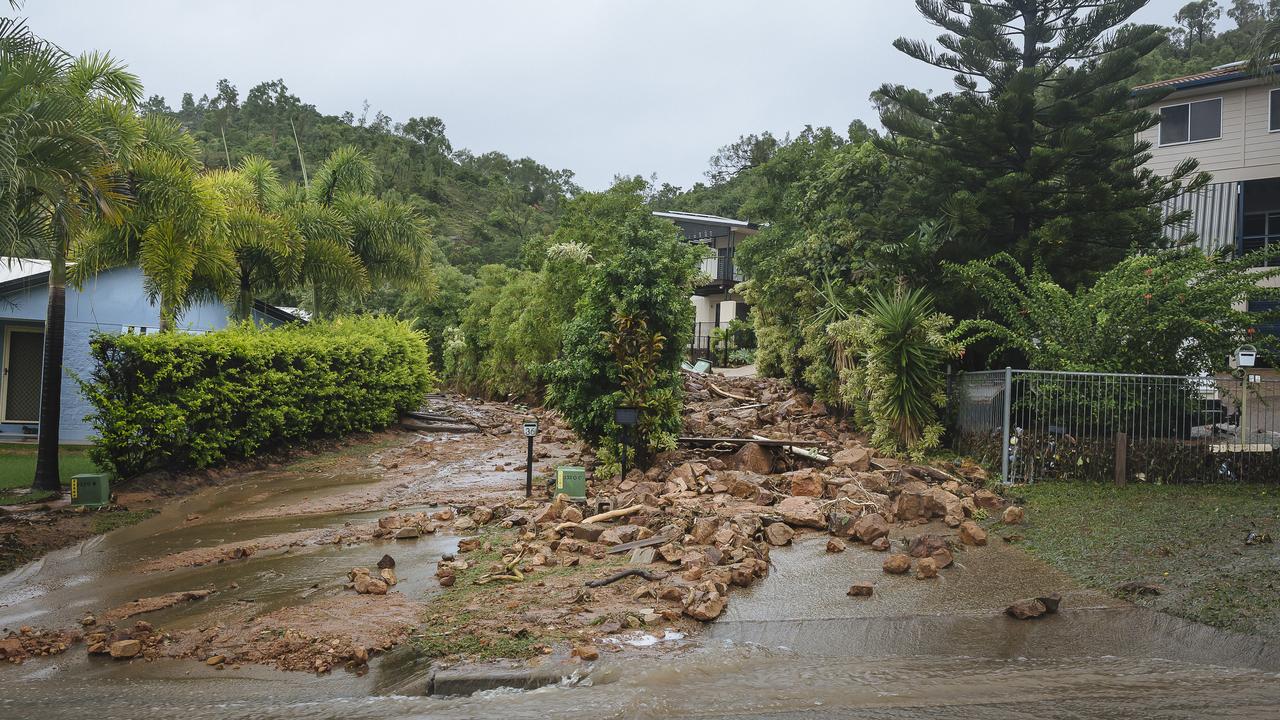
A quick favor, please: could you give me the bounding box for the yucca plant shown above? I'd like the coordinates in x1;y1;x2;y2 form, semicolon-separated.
831;286;960;458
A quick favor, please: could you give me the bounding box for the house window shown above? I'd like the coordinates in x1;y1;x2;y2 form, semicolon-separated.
1159;98;1221;145
1241;211;1280;266
1270;89;1280;132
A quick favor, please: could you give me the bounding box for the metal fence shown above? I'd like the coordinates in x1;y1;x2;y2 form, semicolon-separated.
690;321;754;356
947;368;1280;484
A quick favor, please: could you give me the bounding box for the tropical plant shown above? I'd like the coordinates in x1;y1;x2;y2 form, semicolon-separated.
947;249;1280;375
831;287;961;459
0;18;142;490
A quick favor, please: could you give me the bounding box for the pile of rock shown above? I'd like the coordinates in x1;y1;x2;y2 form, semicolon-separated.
0;626;80;664
85;620;166;660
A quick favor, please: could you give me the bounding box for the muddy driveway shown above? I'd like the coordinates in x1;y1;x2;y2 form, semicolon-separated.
2;393;1280;719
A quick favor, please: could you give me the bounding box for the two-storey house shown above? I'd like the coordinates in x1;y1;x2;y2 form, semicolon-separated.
1136;61;1280;336
653;210;757;355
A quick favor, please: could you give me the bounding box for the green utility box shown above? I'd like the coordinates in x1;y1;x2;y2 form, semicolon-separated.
554;466;588;502
70;473;110;508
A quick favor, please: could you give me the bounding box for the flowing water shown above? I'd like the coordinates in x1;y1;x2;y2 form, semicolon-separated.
1;446;1278;719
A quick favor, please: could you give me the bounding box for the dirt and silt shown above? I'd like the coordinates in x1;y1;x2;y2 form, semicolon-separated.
1;373;1278;718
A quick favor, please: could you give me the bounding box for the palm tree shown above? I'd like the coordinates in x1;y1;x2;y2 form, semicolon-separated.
71;114;236;331
300;146;431;317
0;19;142;491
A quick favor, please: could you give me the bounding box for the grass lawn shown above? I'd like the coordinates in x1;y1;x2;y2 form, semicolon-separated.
1015;482;1280;638
0;444;103;504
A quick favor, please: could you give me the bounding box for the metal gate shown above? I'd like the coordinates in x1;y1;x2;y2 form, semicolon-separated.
947;368;1280;484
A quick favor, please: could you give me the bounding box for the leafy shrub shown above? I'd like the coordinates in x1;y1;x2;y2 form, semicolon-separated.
727;347;755;366
947;249;1280;374
82;316;435;477
831;287;960;459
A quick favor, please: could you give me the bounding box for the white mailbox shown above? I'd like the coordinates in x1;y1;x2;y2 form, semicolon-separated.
1232;345;1257;369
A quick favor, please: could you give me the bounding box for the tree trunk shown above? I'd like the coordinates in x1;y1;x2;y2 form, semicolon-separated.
236;271;253;322
31;256;66;492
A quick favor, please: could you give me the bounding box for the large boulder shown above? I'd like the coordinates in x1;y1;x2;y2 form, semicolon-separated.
730;443;774;474
907;534;948;558
777;496;827;529
786;469;825;498
764;522;794;546
852;513;890;543
833;446;871;472
599;524;645;546
959;521;988;547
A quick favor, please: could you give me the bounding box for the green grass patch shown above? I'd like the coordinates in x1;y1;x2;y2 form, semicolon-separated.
0;445;103;503
91;509;159;534
1016;482;1280;637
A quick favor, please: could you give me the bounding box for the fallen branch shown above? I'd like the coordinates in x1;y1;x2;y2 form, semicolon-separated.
475;548;526;585
752;435;830;463
582;504;641;524
708;383;755;403
585;568;668;588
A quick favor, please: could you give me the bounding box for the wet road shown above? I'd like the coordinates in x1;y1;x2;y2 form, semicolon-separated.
2;440;1279;718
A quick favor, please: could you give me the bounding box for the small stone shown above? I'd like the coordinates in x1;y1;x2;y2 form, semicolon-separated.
847;582;874;597
1002;506;1025;525
870;537;891;552
379;567;398;586
79;615;96;627
930;547;954;569
377;554;396;569
205;655;226;666
393;527;420;540
959;521;988;546
826;538;847;553
1005;598;1048;620
883;553;911;575
764;522;794;546
108;640;141;659
915;557;939;579
1037;593;1062;614
561;506;584;523
852;513;890;543
572;645;599;661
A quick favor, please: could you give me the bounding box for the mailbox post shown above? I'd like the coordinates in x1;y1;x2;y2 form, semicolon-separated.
522;419;539;497
614;406;639;483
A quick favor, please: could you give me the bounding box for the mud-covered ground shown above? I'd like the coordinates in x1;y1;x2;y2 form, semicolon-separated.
1015;482;1280;638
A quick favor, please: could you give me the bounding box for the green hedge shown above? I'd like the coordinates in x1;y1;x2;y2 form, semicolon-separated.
82;316;436;477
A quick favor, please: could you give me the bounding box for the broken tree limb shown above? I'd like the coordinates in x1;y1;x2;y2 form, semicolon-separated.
752;434;830;463
584;568;668;588
707;382;755;403
582;504;641;524
678;436;822;448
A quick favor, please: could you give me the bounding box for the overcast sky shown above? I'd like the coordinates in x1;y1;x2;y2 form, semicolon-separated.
25;0;1211;190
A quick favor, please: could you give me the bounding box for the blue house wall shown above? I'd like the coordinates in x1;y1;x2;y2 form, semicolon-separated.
0;266;284;444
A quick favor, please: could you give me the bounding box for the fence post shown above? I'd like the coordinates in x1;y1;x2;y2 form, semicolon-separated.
1114;431;1127;487
1001;366;1012;485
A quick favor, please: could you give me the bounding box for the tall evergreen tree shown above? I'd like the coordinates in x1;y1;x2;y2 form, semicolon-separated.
878;1;1209;289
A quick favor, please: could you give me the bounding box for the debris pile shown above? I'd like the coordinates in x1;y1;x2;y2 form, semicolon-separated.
0;626;80;664
419;371;1017;657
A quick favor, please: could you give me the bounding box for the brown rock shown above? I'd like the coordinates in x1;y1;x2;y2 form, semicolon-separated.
883;553;912;574
930;547;954;569
561;506;585;523
354;574;389;595
731;442;774;474
870;536;891;552
1002;506;1025;525
915;557;939;579
1005;598;1048;619
205;655;226;666
599;524;643;546
786;469;825;498
826;538;847;553
852;513;890;543
833;446;871;471
570;523;606;542
1037;593;1062;613
847;581;875;597
764;522;794;546
828;513;858;539
907;534;948;558
691;518;719;545
108;640;141;659
959;521;988;546
393;527;420;540
776;496;827;529
572;645;600;661
376;554;396;569
379;567;398;586
685;596;727;622
972;489;1004;511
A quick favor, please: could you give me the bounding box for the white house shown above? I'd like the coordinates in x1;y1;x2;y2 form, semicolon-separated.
653;211;758;355
1135;61;1280;337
